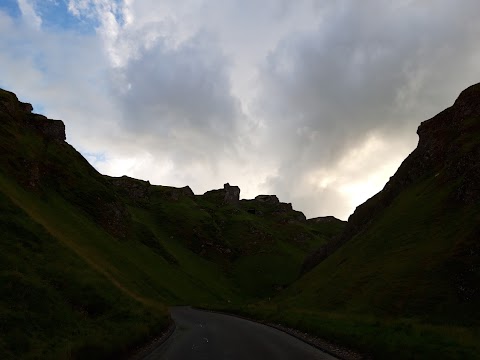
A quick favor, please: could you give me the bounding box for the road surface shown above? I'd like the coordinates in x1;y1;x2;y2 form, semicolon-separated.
140;307;338;360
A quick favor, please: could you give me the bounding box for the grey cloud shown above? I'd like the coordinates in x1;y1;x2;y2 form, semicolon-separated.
110;31;244;168
255;0;480;218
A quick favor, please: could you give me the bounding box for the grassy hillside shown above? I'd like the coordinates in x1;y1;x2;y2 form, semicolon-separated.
239;84;480;359
106;176;343;299
0;189;169;360
0;87;343;358
289;83;480;322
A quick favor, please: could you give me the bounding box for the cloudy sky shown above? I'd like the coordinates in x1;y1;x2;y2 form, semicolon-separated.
1;0;480;220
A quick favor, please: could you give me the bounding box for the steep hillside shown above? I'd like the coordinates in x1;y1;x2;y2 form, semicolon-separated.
105;177;343;298
295;83;480;319
249;83;480;359
0;88;343;358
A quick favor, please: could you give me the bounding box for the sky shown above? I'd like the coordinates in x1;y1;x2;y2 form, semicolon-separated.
1;1;480;220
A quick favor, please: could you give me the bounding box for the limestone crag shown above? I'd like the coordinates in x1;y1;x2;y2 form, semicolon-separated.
19;101;33;113
203;183;240;204
307;216;344;224
30;114;66;142
162;185;194;200
223;183;240;203
109;176;151;203
240;196;306;224
0;89;66;142
255;195;279;204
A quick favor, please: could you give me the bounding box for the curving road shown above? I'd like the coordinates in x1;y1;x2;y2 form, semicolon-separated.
140;307;338;360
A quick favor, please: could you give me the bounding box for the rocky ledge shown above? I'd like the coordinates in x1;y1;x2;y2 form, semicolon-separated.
0;88;66;142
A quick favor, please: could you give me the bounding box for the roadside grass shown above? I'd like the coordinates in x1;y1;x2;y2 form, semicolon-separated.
236;305;480;360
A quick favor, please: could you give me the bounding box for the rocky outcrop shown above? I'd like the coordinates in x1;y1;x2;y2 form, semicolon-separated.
0;88;66;142
29;114;66;142
203;183;240;204
162;186;194;200
307;216;344;224
255;195;279;204
109;176;151;203
303;83;480;274
241;195;307;224
224;183;240;203
0;89;21;119
20;102;33;113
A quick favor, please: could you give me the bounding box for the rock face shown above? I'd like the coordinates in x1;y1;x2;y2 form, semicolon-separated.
223;183;240;203
19;102;33;113
0;89;66;142
162;186;195;200
109;176;150;203
240;195;306;224
307;216;344;224
255;195;279;204
203;183;240;204
303;83;480;274
30;114;66;142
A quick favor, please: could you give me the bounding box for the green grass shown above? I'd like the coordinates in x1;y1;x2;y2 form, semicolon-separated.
0;172;242;306
0;191;168;359
234;304;480;360
283;175;480;325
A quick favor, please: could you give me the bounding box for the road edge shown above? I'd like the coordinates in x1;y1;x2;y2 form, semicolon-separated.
194;306;368;360
129;320;176;360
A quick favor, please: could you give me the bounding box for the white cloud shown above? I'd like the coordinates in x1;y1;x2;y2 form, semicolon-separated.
17;0;42;29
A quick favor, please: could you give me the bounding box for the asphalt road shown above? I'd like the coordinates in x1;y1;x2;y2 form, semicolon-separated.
141;307;338;360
